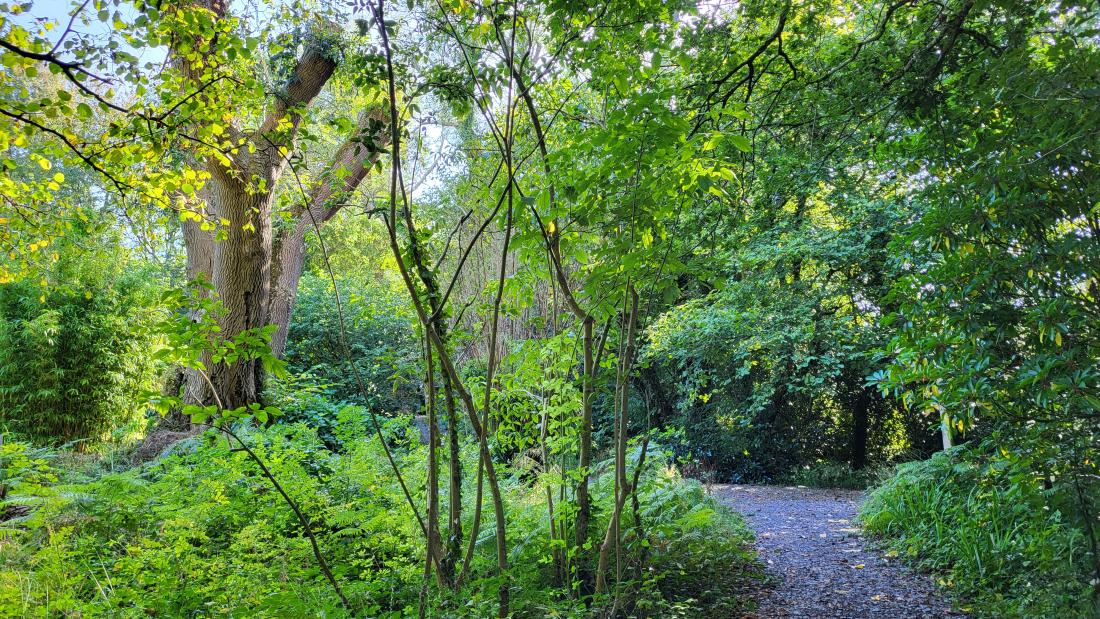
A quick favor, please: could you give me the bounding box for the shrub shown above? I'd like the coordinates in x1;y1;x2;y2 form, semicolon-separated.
0;418;761;618
0;439;58;526
628;471;761;617
266;378;354;450
640;282;919;483
284;275;420;412
0;232;161;447
861;443;1099;618
784;460;893;490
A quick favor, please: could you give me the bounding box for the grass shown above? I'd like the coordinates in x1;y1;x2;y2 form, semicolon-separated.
782;460;894;490
860;445;1099;618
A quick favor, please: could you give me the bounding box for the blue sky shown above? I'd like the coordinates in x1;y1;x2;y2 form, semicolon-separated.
24;0;71;20
18;0;98;34
16;0;170;78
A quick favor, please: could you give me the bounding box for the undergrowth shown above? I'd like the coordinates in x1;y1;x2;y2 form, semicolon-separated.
0;412;760;618
783;460;894;490
861;443;1099;618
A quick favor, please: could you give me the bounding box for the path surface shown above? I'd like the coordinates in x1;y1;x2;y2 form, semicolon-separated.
713;484;965;619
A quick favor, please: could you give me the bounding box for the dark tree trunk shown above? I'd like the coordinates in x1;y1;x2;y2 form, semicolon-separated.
636;363;675;425
840;364;877;471
850;385;871;470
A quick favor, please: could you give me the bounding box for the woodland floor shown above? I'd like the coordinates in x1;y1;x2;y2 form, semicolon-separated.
713;484;965;619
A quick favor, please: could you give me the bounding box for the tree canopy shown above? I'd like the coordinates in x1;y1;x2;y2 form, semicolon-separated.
1;0;1098;616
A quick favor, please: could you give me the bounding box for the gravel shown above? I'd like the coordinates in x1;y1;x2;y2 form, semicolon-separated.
712;484;966;618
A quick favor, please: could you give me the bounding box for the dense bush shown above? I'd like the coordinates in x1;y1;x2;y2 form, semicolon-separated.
783;460;892;490
284;275;421;412
265;378;360;451
641;279;916;482
0;439;57;526
862;443;1099;618
0;409;760;618
0;232;161;447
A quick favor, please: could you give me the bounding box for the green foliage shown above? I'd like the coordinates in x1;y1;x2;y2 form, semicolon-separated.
862;443;1099;618
598;460;761;618
0;419;758;618
266;378;358;450
867;3;1100;606
0;0;281;279
0;230;160;446
284;274;420;412
0;426;408;618
873;0;1100;454
0;439;58;527
784;461;892;491
642;267;913;481
484;332;582;457
5;0;1098;617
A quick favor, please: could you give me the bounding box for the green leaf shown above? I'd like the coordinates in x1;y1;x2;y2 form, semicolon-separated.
729;135;751;152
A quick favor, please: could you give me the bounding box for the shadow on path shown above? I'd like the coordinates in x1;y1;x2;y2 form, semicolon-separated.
713;484;965;619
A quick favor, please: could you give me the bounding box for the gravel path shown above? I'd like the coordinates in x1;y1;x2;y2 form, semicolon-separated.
713;484;965;618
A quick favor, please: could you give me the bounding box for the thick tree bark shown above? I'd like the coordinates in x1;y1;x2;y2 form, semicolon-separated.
163;11;386;409
197;41;338;408
206;168;275;408
179;213;217;408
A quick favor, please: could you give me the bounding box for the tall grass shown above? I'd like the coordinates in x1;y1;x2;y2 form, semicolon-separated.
861;445;1098;618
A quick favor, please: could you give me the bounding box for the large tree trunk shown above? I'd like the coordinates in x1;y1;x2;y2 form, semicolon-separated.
191;40;338;408
206;166;279;408
161;8;385;410
138;1;384;462
180;214;217;409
